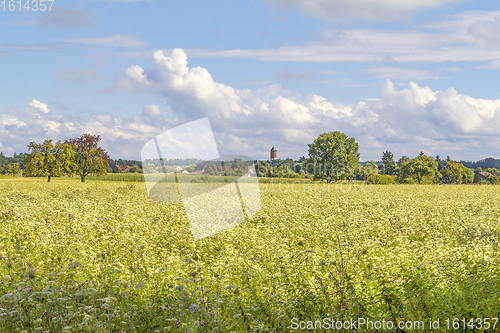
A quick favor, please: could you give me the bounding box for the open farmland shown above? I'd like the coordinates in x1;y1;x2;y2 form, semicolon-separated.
0;181;500;332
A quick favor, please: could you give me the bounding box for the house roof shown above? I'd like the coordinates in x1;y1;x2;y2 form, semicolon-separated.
217;166;232;172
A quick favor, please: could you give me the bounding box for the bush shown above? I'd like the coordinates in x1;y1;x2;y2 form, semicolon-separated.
366;174;397;184
479;174;499;185
190;175;212;183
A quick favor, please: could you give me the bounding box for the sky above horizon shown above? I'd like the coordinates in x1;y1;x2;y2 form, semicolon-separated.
2;0;500;162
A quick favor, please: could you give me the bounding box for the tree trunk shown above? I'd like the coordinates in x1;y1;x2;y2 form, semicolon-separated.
48;175;51;182
81;175;85;183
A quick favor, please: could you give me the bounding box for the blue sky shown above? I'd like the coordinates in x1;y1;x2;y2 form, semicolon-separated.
2;0;500;162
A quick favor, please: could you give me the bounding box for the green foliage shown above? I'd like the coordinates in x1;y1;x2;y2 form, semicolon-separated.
228;168;246;176
382;151;398;175
462;166;474;184
112;165;120;173
366;174;397;184
401;154;441;184
65;134;111;183
202;163;218;176
24;140;74;182
185;164;197;173
307;131;360;183
5;163;21;177
129;164;142;173
484;167;500;174
442;160;464;184
190;175;212;183
479;173;499;185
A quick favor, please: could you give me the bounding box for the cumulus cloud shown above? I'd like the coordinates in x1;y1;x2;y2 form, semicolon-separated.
264;0;458;22
27;100;50;114
3;50;500;161
118;49;500;160
0;101;175;158
38;5;91;28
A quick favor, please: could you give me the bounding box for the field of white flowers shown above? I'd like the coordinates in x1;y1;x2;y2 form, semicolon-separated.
0;180;499;332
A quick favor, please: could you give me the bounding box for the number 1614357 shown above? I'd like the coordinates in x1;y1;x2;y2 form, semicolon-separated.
2;0;54;11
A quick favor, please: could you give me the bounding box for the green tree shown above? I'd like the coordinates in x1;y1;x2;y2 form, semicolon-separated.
307;131;360;183
24;140;74;182
442;160;464;184
113;165;121;173
255;161;272;177
130;164;142;173
362;161;379;181
185;164;196;173
231;159;246;170
484;168;500;174
479;173;499;185
462;167;474;184
475;167;483;174
396;156;411;180
382;151;397;175
228;168;246;177
202;163;218;176
402;154;440;184
65;134;111;183
6;163;21;177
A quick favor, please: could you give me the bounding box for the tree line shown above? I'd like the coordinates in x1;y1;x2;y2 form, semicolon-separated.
2;131;499;184
20;134;111;182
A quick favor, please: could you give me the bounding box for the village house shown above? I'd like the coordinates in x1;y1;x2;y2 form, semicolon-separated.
474;171;500;184
118;165;131;172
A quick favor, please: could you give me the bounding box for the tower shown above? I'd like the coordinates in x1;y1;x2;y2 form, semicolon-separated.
270;146;277;160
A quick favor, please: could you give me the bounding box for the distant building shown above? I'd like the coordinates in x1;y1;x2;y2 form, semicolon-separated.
270;146;277;160
217;165;232;176
194;164;206;173
474;171;500;183
118;165;131;172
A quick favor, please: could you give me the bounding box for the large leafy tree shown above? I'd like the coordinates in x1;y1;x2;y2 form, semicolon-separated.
442;160;464;184
307;131;360;183
65;134;111;183
401;154;440;184
24;140;74;182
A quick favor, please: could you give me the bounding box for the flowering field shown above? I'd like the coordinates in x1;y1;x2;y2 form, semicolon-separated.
0;181;500;332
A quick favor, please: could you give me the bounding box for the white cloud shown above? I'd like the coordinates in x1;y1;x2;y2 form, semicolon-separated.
120;49;500;159
183;11;500;64
477;59;500;69
264;0;458;22
3;50;500;161
63;34;147;48
28;99;50;114
366;67;439;81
